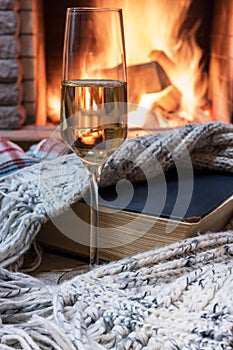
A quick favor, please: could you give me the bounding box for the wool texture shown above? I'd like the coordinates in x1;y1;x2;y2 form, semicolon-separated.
1;122;232;270
1;230;233;349
0;122;232;349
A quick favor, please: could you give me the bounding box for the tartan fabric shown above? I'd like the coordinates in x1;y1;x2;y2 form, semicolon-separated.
0;137;70;180
26;138;71;161
0;138;38;179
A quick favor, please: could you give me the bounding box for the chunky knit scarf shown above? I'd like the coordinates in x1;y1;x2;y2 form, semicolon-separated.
0;122;232;349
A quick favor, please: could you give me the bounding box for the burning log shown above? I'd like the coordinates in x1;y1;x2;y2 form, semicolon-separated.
149;49;213;125
149;49;183;112
140;85;183;129
128;52;183;115
149;50;176;76
127;55;184;128
150;85;182;113
127;61;171;105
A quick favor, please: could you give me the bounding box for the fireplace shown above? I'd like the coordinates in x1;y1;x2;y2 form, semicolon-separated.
0;0;232;130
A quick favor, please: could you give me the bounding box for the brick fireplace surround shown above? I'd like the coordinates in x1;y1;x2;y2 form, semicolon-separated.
0;0;45;130
0;0;232;144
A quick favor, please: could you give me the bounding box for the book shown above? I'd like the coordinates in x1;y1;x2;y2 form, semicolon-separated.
38;168;233;261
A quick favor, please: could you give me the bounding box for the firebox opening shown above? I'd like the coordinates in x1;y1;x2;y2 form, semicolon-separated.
39;0;231;130
42;0;92;126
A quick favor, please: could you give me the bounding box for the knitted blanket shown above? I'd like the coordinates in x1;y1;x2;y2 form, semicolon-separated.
1;230;233;349
0;122;233;349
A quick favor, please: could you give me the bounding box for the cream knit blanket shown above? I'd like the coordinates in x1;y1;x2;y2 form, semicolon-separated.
0;122;232;349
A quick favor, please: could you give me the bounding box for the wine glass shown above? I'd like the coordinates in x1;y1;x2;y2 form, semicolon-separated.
59;7;127;279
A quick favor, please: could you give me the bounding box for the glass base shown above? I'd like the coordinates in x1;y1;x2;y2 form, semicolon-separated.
57;265;93;283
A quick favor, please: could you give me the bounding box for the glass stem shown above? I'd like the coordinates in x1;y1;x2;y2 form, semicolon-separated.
88;165;101;267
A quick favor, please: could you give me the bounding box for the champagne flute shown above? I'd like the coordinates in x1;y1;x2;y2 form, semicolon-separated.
59;7;127;278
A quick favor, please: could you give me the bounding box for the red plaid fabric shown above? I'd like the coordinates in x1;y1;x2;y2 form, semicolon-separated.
0;138;38;179
26;138;71;161
0;137;71;180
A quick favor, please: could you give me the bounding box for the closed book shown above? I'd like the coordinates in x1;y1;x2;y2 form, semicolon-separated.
38;169;233;261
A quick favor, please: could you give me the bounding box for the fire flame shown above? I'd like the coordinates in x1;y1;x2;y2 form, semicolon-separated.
48;0;214;128
47;88;60;124
97;0;213;128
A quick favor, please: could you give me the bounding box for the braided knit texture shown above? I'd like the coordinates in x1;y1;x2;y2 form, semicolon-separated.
0;122;232;348
1;230;233;349
1;122;232;270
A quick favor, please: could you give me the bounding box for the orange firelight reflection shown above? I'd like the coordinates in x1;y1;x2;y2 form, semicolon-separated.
48;82;99;124
81;129;103;145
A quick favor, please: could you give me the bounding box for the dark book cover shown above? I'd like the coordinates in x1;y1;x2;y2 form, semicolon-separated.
98;169;233;221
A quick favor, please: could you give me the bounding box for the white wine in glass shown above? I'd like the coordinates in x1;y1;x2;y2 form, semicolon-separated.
59;7;127;279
